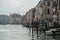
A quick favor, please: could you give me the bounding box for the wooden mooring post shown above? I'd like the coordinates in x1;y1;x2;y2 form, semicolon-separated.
32;17;34;40
36;18;38;40
31;17;39;40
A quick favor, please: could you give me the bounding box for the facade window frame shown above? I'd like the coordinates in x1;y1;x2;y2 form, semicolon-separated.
47;1;50;6
47;9;50;14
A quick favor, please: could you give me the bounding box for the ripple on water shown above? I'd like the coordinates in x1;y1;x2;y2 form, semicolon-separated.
0;25;29;40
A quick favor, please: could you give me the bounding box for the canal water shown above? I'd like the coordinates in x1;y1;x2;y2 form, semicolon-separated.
0;25;60;40
0;25;29;40
29;28;60;40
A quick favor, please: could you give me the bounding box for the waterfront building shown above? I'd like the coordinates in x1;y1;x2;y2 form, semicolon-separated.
35;1;43;20
10;13;21;24
39;0;60;28
53;0;60;21
33;0;58;28
21;15;27;26
25;8;36;27
0;15;11;24
22;0;60;28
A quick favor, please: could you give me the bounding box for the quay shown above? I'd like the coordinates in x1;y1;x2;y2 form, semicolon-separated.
28;19;60;40
29;28;60;40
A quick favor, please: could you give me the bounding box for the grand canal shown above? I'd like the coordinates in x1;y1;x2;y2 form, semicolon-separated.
0;25;29;40
0;25;60;40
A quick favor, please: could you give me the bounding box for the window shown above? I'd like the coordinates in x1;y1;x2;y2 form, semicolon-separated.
47;2;50;6
32;8;36;18
47;9;50;14
56;0;60;6
53;1;56;7
59;0;60;5
53;12;54;15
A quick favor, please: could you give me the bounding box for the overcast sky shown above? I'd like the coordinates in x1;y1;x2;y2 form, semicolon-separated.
0;0;40;15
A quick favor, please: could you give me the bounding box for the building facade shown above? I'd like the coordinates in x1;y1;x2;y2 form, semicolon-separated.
0;15;11;24
10;13;21;24
22;0;60;28
25;8;36;27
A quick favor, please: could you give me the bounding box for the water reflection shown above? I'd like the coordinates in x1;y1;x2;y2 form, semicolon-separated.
29;28;60;40
0;25;29;40
0;25;60;40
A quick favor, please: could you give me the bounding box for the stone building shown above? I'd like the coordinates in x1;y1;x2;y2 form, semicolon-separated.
28;0;58;27
35;1;43;20
25;8;36;27
22;0;60;28
21;15;27;26
52;0;60;21
0;15;11;24
39;0;60;27
10;13;21;24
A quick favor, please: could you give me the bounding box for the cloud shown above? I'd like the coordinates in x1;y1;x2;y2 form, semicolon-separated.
0;0;40;15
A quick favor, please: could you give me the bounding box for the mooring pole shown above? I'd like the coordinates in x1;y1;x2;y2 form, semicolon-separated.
45;22;47;31
52;31;55;39
52;0;57;39
36;18;38;40
32;17;34;40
